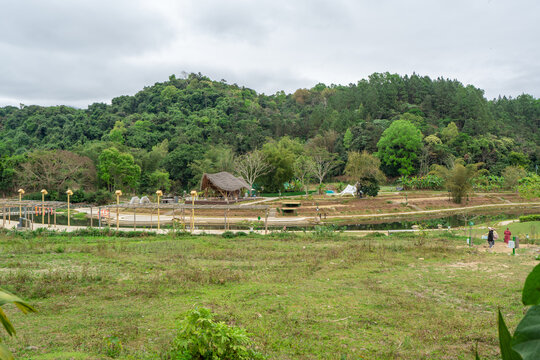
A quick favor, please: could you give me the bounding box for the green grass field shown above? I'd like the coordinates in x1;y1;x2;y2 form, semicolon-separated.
495;221;540;242
0;229;537;359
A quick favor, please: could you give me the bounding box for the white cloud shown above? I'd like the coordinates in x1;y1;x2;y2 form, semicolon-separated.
0;0;539;107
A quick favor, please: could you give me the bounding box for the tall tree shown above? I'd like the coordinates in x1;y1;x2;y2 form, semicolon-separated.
293;155;314;195
98;148;141;192
309;147;338;185
259;137;303;192
235;150;271;194
431;160;477;203
376;119;423;176
17;150;96;192
344;151;386;197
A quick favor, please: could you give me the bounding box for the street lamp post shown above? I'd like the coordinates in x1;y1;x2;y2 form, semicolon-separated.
156;190;163;231
41;189;48;225
115;190;122;230
17;189;25;218
190;190;197;233
66;189;73;227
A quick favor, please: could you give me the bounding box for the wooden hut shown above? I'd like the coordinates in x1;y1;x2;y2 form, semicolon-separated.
200;172;250;199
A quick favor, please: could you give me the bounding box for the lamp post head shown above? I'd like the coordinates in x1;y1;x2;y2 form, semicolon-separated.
115;190;123;197
156;190;163;197
41;189;48;195
190;190;197;196
66;189;73;196
18;189;25;195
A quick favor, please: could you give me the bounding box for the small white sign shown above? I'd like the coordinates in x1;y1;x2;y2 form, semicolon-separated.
508;241;515;249
467;238;470;244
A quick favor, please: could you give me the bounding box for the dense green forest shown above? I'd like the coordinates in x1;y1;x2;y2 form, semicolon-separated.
0;72;538;196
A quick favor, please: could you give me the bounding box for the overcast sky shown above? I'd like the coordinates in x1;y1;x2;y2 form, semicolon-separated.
0;0;539;108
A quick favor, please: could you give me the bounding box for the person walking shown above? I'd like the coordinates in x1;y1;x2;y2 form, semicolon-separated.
504;228;512;244
487;227;495;248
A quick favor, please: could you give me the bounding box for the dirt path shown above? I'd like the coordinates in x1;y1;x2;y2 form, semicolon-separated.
239;197;278;206
323;202;540;219
55;201;540;228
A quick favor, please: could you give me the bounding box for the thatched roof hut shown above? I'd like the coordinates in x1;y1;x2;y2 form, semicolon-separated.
200;172;250;198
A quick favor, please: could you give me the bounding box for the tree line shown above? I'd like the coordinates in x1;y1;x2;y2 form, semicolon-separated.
0;72;538;197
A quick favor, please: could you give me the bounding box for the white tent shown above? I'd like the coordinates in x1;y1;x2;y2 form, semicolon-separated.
139;196;151;204
129;196;140;205
340;184;357;196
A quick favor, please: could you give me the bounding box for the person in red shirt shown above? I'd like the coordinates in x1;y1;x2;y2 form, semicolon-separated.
504;228;512;244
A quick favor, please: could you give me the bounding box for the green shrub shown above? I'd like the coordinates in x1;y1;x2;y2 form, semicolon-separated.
520;215;540;223
357;178;380;197
221;231;236;239
168;308;265;360
84;190;113;205
70;189;86;203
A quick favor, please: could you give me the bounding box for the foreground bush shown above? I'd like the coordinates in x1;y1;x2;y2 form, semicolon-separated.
487;262;540;360
168;308;265;360
0;288;36;359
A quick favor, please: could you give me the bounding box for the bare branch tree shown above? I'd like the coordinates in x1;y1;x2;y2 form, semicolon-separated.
17;150;96;192
235;150;271;195
309;148;338;186
294;155;314;195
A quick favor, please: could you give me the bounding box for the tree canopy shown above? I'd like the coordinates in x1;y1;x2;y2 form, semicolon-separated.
0;71;538;195
376;119;424;176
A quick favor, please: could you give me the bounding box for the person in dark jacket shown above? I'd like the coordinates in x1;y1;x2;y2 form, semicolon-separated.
487;227;495;248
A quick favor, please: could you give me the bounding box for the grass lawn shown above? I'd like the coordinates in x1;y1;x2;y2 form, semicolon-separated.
0;229;537;359
496;221;540;243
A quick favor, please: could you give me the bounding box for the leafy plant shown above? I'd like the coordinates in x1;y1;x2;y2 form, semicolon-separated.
518;175;540;200
473;175;505;192
482;263;540;359
168;307;265;360
398;175;444;190
103;335;123;358
0;288;36;360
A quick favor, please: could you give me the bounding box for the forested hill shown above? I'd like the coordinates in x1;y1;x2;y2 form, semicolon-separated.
0;72;539;192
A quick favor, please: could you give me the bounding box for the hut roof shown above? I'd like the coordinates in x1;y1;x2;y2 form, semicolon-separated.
201;172;250;192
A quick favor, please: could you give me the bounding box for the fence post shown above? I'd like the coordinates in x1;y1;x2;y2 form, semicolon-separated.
90;206;93;228
98;207;102;229
265;209;269;235
133;207;136;230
